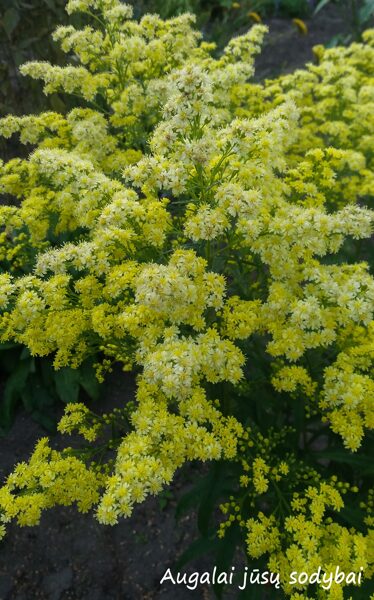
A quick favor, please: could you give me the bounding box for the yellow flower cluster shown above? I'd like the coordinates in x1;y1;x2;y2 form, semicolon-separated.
272;365;317;398
58;402;102;442
246;482;373;599
97;382;243;523
219;428;373;598
321;322;374;451
0;2;372;592
0;438;103;534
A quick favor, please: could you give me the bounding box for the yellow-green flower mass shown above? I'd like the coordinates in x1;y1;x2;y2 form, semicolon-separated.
0;2;373;597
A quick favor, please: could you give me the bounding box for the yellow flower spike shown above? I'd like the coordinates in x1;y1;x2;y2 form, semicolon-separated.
292;18;308;35
248;11;262;22
232;2;241;9
312;44;325;61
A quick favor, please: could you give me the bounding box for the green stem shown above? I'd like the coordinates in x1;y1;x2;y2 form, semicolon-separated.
272;480;291;514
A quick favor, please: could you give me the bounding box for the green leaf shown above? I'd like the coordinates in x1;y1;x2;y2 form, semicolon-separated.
313;0;331;15
32;410;57;433
42;0;63;14
238;583;265;600
198;462;225;535
2;8;20;37
339;505;365;529
49;94;66;113
40;359;56;390
326;34;349;48
0;342;19;351
54;367;80;404
293;394;305;436
20;384;34;412
20;346;31;360
0;359;31;430
313;450;374;475
0;346;23;373
213;524;241;598
78;361;101;401
359;0;374;24
220;0;234;8
21;377;56;413
19;37;41;49
176;472;214;521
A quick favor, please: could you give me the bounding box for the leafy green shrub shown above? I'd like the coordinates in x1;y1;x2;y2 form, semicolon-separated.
0;2;373;597
0;342;100;433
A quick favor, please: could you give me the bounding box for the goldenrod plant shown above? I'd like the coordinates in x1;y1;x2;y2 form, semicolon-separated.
0;2;373;598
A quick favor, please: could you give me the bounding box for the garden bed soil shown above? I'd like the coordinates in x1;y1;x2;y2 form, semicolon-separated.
254;5;348;79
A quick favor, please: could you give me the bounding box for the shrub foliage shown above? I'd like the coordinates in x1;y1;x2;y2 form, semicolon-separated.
0;1;373;597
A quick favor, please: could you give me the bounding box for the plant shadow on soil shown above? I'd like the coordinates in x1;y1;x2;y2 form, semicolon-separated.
0;368;217;600
0;7;352;600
